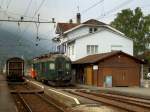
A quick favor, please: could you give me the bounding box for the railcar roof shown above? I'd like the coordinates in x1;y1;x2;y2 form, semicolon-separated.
33;54;70;63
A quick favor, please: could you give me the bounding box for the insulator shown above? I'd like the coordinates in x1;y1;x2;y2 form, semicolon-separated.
36;36;39;40
20;16;24;21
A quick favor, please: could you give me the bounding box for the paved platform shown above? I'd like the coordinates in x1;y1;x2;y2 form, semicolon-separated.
0;74;17;112
76;84;150;100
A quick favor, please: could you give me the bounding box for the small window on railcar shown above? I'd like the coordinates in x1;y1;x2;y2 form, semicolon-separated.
66;63;70;70
49;63;55;70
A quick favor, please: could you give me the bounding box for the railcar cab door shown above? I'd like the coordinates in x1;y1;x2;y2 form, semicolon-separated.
55;57;65;78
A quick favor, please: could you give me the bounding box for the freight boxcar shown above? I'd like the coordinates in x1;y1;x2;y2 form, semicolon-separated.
6;57;24;82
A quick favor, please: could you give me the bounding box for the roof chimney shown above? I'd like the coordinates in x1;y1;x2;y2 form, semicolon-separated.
76;13;81;24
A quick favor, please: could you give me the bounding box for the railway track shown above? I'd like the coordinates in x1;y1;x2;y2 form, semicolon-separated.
68;90;150;112
9;83;66;112
13;93;64;112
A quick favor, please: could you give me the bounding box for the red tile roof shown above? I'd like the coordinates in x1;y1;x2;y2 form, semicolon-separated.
56;23;79;34
83;19;106;25
73;51;144;64
55;19;107;34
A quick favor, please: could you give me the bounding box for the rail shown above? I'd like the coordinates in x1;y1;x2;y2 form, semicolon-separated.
26;79;80;105
36;93;65;112
70;90;150;112
18;94;33;112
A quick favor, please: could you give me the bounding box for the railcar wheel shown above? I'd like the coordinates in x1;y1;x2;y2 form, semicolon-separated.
36;76;42;82
43;80;48;84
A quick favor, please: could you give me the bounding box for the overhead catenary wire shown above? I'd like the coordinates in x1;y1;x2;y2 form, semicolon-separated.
0;9;50;21
21;0;46;34
67;0;133;23
4;0;12;18
0;0;4;8
0;0;53;48
0;0;50;48
30;0;46;20
0;0;12;26
24;0;32;16
21;0;46;46
6;0;11;9
81;0;104;14
67;0;104;22
96;0;134;20
0;19;54;23
17;22;22;46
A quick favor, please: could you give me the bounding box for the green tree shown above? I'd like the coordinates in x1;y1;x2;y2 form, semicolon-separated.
111;7;150;55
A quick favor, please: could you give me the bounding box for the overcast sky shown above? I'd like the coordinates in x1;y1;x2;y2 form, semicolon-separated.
2;0;149;22
0;0;149;38
0;0;149;60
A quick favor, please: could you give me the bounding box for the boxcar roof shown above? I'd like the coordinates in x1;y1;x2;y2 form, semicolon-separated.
73;51;144;64
7;57;24;62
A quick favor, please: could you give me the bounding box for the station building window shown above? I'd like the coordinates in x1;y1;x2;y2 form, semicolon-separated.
89;27;98;33
68;45;74;56
89;28;93;33
87;45;98;55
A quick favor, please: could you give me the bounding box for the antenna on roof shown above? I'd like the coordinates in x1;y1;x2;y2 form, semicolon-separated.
77;0;80;13
77;6;80;12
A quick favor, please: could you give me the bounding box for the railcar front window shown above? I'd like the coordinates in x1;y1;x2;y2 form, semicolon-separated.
49;63;55;70
66;63;70;69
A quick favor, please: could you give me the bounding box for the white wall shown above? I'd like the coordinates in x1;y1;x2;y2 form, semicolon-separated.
67;43;76;60
69;30;133;61
67;26;89;40
61;26;102;43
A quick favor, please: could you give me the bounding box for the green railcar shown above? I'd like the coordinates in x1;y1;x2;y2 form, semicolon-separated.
33;54;72;86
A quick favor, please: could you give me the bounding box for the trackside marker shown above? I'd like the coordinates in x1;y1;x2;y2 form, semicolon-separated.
48;88;80;105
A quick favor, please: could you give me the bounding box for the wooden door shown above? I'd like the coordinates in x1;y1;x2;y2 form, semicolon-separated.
86;66;93;85
93;70;98;86
113;68;128;86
